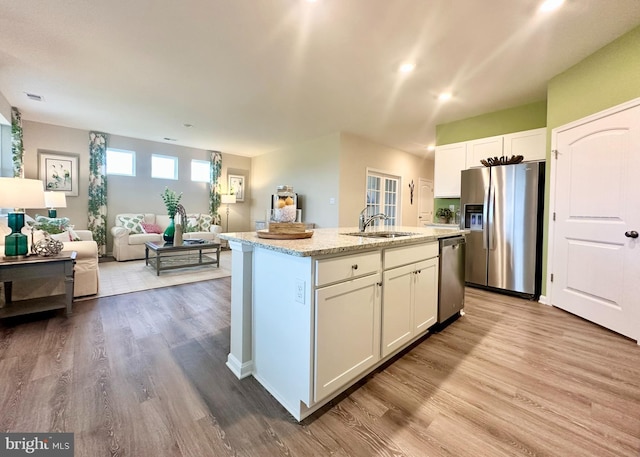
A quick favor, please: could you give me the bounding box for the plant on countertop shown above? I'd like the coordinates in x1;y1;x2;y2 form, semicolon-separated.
436;207;453;222
161;187;182;218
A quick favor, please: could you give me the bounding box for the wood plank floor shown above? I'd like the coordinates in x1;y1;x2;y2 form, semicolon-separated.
1;281;639;457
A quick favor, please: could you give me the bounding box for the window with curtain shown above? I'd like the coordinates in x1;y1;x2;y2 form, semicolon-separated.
365;170;400;227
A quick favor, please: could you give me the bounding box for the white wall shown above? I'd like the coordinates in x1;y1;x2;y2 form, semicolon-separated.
0;90;11;125
251;133;341;228
22;121;90;226
339;132;434;227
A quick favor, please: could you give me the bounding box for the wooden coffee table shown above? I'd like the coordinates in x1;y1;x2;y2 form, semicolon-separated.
145;240;221;276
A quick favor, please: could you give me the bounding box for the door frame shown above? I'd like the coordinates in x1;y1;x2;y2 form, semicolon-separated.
546;95;640;307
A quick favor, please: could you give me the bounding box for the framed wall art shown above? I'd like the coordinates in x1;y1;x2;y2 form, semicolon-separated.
228;174;245;202
38;150;79;197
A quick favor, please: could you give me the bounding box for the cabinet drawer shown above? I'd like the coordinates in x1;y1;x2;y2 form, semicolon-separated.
384;242;438;270
315;251;380;287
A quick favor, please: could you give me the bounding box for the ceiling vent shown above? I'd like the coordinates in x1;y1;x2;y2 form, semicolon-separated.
25;92;44;101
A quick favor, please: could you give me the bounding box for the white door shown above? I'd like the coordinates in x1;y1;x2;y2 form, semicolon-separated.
550;102;640;342
417;178;434;226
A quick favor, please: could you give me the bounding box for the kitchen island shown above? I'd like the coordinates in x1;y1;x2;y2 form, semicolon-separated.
220;226;466;421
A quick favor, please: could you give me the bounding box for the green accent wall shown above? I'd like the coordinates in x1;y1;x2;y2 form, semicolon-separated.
541;24;640;296
436;100;547;146
547;25;640;131
434;198;460;223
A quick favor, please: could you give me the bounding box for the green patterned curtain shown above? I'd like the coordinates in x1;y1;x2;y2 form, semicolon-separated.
11;107;24;178
88;132;108;256
209;150;222;225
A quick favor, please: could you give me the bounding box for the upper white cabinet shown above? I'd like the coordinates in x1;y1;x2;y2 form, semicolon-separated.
434;128;547;197
503;127;546;161
466;135;503;169
434;142;467;198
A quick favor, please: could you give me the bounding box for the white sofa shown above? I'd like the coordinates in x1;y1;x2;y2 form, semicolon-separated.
0;222;99;299
111;213;222;261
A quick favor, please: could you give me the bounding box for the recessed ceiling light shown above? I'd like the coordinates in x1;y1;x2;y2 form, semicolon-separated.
539;0;564;12
438;92;452;102
399;62;416;73
24;92;44;102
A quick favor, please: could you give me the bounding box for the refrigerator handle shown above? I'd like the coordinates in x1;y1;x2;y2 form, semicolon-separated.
483;185;490;249
487;185;495;249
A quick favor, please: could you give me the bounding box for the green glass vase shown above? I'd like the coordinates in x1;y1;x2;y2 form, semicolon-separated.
163;216;175;243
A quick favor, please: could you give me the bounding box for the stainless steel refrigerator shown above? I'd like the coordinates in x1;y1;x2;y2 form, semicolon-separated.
460;161;545;298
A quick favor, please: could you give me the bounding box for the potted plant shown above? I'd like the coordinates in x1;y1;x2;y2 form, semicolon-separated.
436;207;453;224
161;187;182;242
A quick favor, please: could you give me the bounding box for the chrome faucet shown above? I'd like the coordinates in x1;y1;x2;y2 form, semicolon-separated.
358;207;388;232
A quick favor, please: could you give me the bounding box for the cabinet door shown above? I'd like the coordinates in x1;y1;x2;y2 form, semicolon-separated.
434;142;467;198
381;263;414;357
314;274;381;402
466;135;503;168
413;258;438;335
503;128;546;161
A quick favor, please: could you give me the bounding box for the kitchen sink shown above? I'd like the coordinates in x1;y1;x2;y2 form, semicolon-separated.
342;231;420;238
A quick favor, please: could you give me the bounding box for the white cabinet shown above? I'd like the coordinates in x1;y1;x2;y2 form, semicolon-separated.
466;135;503;168
434;128;547;197
434;142;467;198
314;273;381;402
381;244;438;357
503;127;546;161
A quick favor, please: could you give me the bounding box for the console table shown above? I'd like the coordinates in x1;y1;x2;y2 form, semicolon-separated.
0;252;76;318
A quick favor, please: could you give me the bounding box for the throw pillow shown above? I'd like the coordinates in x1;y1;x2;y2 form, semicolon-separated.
50;231;72;243
140;221;163;234
68;226;81;241
117;214;145;234
198;213;213;232
34;215;71;234
185;215;200;233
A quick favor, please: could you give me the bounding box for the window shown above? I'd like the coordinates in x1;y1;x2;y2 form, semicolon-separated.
151;154;178;180
106;148;135;176
191;159;210;182
365;170;400;227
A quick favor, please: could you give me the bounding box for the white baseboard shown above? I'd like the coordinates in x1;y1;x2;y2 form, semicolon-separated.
226;354;253;379
538;295;549;305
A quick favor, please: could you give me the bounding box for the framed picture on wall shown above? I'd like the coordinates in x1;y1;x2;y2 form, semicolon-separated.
38;150;80;197
228;174;245;202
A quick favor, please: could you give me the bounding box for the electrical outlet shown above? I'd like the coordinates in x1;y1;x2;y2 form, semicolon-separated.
295;279;305;304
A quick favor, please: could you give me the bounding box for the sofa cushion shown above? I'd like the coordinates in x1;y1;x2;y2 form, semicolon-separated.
128;233;163;245
117;214;145;234
50;231;72;243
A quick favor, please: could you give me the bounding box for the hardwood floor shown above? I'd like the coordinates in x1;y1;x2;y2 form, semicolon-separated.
1;281;639;457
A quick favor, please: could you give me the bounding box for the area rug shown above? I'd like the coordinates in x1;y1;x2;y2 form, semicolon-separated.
80;250;232;299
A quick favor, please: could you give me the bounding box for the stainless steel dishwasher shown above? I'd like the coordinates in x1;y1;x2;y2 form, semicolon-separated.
438;236;466;324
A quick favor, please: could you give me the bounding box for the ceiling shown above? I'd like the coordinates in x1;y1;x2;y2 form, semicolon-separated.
1;1;639;159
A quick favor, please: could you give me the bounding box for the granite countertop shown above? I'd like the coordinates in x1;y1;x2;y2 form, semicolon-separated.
220;226;468;257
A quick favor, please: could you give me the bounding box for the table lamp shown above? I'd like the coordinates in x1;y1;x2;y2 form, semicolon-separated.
221;194;236;232
44;191;67;218
0;178;46;257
